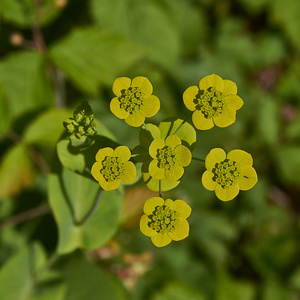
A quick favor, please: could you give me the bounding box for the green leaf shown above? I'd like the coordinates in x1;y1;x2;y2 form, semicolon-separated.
0;0;62;27
57;134;119;174
258;95;279;145
0;51;53;118
48;166;123;254
271;0;300;50
49;27;144;94
91;0;180;71
0;144;34;201
159;118;197;151
152;282;205;300
57;253;129;300
0;85;11;136
0;243;46;300
275;146;300;186
24;109;71;147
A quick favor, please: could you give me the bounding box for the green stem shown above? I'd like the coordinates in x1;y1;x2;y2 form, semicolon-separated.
159;180;162;198
76;189;103;226
192;157;205;163
143;122;150;131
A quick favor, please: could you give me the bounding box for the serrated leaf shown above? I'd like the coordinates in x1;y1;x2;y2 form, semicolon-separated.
49;27;144;94
0;243;46;300
48;165;123;254
0;51;53;118
24;109;71;147
0;144;34;201
91;0;180;71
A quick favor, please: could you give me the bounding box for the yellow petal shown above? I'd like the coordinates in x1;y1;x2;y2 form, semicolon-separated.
149;138;165;158
223;79;237;96
114;146;131;162
140;215;157;237
140;95;160;117
174;145;191;167
164;198;174;208
91;162;102;182
131;76;153;96
202;170;217;191
236;165;258;190
199;74;224;91
112;77;131;96
151;232;172;247
224;95;244;110
213;109;236;128
149;160;165;179
95;147;114;162
98;176;120;191
227;149;253;166
183;86;199;111
165;165;184;181
143;196;164;215
205;148;226;170
125;110;145;127
120;161;136;183
165;135;181;148
215;184;239;201
173;200;191;219
192;110;214;130
110;97;129;120
168;219;189;241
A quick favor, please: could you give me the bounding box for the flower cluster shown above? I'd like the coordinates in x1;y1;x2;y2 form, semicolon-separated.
62;74;257;248
63;100;96;139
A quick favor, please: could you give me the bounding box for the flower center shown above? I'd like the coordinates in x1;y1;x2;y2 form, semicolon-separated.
148;205;179;233
212;159;240;188
100;156;124;182
119;87;144;114
193;87;224;119
156;146;176;170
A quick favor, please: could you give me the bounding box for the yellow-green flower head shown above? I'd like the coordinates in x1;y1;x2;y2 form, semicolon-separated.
148;135;192;181
183;74;244;130
140;197;191;247
110;76;160;127
202;148;258;201
91;146;136;191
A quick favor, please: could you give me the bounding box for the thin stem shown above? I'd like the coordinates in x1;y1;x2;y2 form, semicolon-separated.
192;157;205;163
76;189;103;226
143;122;150;131
159;180;162;198
0;204;50;231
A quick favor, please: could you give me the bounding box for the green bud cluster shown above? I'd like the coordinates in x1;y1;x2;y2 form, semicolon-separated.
63;100;96;139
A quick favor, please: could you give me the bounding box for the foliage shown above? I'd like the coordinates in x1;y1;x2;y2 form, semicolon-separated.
1;0;300;299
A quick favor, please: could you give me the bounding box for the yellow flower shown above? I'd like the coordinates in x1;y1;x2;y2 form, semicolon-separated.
140;197;191;247
202;148;258;201
91;146;136;191
148;135;191;181
110;76;160;127
183;74;243;130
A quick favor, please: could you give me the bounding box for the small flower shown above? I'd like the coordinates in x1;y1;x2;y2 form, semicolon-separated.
183;74;243;130
91;146;136;191
148;135;191;181
140;197;191;247
202;148;258;201
63;100;96;139
110;76;160;127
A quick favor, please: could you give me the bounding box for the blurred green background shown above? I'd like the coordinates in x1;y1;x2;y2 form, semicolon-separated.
1;0;300;299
